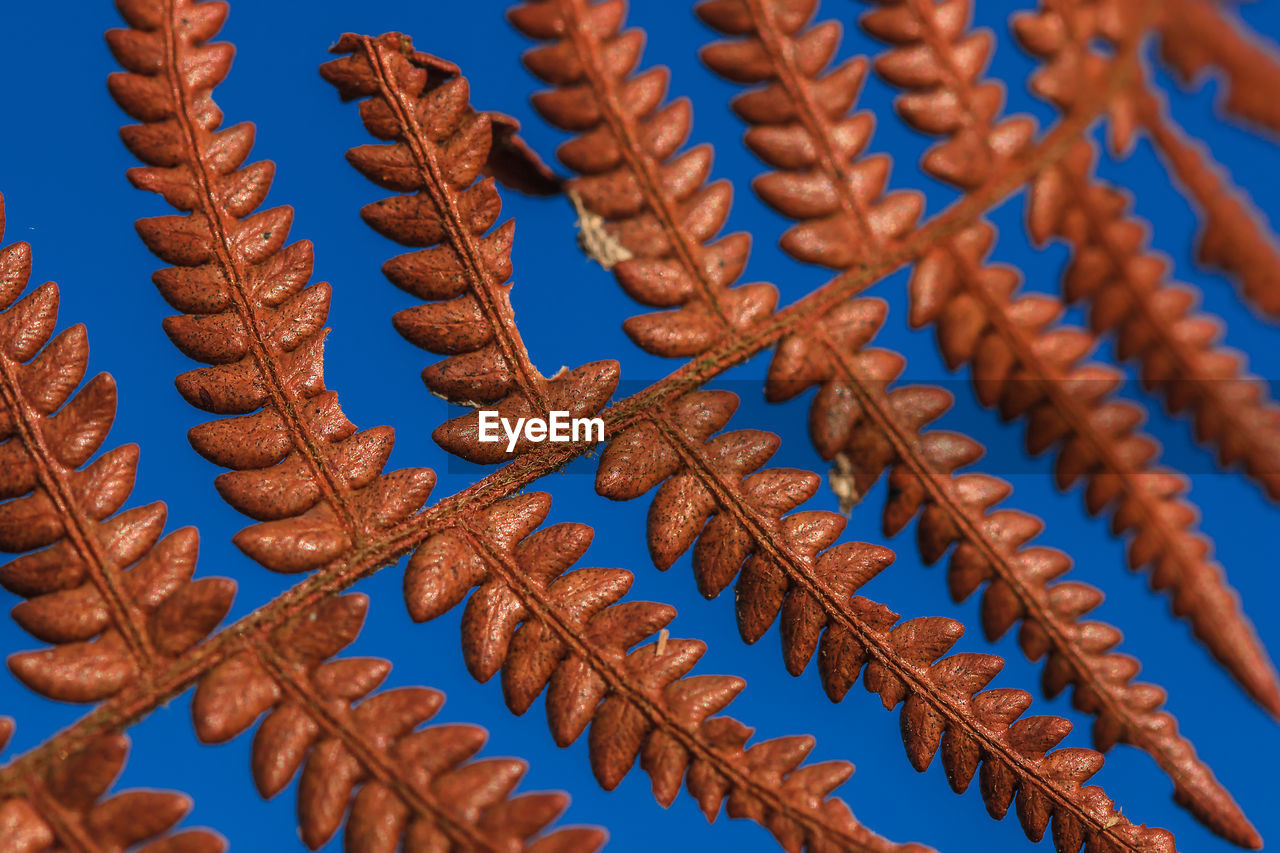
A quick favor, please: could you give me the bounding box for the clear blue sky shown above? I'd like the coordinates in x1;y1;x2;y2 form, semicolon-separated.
1;2;1278;852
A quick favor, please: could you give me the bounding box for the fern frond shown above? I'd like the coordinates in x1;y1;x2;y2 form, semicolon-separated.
860;0;1280;717
1029;0;1280;328
2;8;1218;848
698;1;927;265
0;3;1269;849
97;12;925;846
319;33;620;465
1132;86;1280;319
313;49;925;842
500;5;1233;847
191;592;604;852
0;167;1165;847
503;1;1253;843
0;187;601;851
689;0;1280;729
105;0;436;576
595;389;1178;853
1016;2;1280;506
509;0;780;359
0;540;602;853
0;458;915;853
401;490;923;853
407;14;1177;845
765;295;1259;847
0;199;236;704
0;732;223;853
1157;0;1280;139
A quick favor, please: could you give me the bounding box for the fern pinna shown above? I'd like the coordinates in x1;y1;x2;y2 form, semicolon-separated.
0;0;1277;852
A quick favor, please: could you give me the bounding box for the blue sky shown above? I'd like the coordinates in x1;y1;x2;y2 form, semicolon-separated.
1;2;1279;852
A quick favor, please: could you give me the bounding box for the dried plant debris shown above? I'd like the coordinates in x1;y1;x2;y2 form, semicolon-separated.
1;0;1278;851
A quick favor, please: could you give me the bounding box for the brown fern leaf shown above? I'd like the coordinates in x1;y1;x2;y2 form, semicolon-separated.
403;491;921;853
693;0;1280;724
503;3;1202;844
920;211;1277;722
314;41;562;198
1042;0;1280;323
697;0;926;269
1157;0;1280;139
0;201;236;704
765;295;1259;847
190;592;603;852
0;133;1175;852
595;389;1178;853
105;0;437;575
1129;83;1280;320
1015;2;1280;504
1;186;599;851
508;0;780;359
319;33;620;465
1;6;1227;846
0;732;223;853
96;10;920;844
866;0;1280;716
316;42;929;848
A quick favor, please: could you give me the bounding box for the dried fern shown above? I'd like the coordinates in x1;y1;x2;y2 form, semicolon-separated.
1157;0;1280;142
0;731;223;853
763;297;1261;842
0;200;236;703
1;1;1277;852
0;193;601;852
506;0;1259;844
318;33;620;466
695;0;1278;724
315;23;1180;850
321;34;932;851
106;0;437;577
191;592;606;852
1015;0;1280;510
